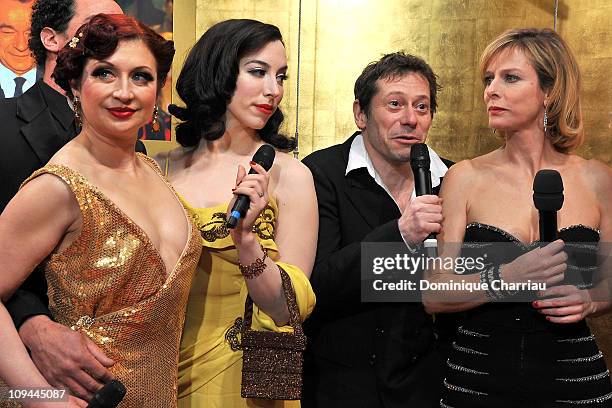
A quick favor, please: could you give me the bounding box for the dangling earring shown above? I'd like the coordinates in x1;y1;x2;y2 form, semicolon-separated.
73;95;82;129
493;129;497;134
543;110;548;132
152;106;160;132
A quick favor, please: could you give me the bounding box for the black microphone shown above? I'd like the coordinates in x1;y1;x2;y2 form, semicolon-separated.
533;169;564;242
87;380;126;408
410;143;436;253
410;143;432;197
226;144;276;229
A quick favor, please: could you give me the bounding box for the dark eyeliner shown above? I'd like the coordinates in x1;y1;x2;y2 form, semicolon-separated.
248;68;266;76
92;67;111;77
135;71;154;81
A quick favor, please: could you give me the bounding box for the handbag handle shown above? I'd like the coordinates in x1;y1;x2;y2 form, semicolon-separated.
242;264;304;336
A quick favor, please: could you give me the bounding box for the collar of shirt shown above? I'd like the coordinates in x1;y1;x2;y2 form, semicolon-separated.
0;65;37;97
345;133;448;204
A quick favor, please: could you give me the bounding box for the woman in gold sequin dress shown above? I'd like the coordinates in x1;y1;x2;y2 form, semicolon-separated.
0;15;200;408
156;20;318;408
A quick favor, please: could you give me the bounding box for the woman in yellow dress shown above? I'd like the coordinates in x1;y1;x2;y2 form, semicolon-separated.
0;14;200;407
158;19;318;408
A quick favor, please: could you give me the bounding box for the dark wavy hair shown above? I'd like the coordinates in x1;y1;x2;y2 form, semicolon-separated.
170;19;294;151
355;52;441;118
29;0;75;67
52;14;174;98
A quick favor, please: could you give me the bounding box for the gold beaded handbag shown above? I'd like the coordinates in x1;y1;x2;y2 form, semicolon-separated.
240;265;307;400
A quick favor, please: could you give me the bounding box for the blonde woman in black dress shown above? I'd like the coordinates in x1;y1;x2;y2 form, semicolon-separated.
424;28;612;407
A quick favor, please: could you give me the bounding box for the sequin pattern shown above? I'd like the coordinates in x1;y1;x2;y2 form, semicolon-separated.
20;157;201;407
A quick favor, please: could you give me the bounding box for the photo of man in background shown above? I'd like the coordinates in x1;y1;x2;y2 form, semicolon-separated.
0;0;37;98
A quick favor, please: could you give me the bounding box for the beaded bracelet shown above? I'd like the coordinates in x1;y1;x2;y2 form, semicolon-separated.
238;247;268;279
497;264;518;298
481;266;499;300
481;264;517;300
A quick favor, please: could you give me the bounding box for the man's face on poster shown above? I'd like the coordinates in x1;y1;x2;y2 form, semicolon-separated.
0;0;35;75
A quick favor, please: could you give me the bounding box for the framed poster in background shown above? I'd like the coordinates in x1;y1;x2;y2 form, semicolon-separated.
120;0;173;141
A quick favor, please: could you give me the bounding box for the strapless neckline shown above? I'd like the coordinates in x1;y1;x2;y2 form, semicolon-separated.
465;222;600;246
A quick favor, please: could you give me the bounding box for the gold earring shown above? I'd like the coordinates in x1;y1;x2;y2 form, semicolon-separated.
152;105;160;132
73;95;82;128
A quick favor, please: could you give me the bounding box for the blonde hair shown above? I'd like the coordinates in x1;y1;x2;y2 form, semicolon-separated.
479;28;584;152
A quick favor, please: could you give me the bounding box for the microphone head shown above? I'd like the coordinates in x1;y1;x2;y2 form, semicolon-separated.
252;144;276;171
90;380;126;408
410;143;430;168
533;169;564;212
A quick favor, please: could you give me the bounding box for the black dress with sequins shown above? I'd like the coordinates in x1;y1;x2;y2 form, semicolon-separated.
440;223;612;408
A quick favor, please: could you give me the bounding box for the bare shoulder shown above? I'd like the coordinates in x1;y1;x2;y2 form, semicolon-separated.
578;157;612;198
271;152;315;204
21;172;74;199
582;157;612;178
7;172;78;225
440;150;502;204
442;158;478;187
439;160;474;213
26;173;76;207
46;139;83;168
16;141;84;221
273;151;314;186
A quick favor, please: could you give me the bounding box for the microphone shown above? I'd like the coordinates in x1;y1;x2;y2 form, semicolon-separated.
410;143;432;197
87;380;126;408
226;144;276;229
410;143;436;254
533;169;564;242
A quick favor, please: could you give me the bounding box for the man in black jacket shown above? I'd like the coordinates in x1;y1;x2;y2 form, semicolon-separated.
302;53;453;407
0;0;146;401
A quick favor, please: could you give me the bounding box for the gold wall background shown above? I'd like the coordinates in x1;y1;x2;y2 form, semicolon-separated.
150;0;611;361
148;0;611;164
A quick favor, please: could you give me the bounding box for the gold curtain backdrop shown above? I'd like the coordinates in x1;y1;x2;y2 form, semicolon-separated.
152;0;611;364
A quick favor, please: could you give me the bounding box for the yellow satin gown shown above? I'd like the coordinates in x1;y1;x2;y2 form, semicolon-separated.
177;197;316;408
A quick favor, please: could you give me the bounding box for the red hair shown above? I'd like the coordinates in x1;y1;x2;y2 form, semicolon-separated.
53;13;174;97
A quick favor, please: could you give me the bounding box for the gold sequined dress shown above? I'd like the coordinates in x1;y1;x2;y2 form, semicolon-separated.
176;197;316;408
21;155;201;407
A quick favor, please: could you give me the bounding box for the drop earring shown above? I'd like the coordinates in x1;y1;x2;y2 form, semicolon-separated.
73;95;82;128
152;105;160;132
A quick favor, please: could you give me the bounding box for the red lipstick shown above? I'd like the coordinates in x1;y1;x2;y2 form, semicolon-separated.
107;107;136;119
254;104;274;115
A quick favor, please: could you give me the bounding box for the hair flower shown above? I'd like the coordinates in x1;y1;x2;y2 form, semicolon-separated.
68;32;83;48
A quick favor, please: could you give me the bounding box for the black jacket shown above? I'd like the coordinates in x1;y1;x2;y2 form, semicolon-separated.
301;132;453;408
